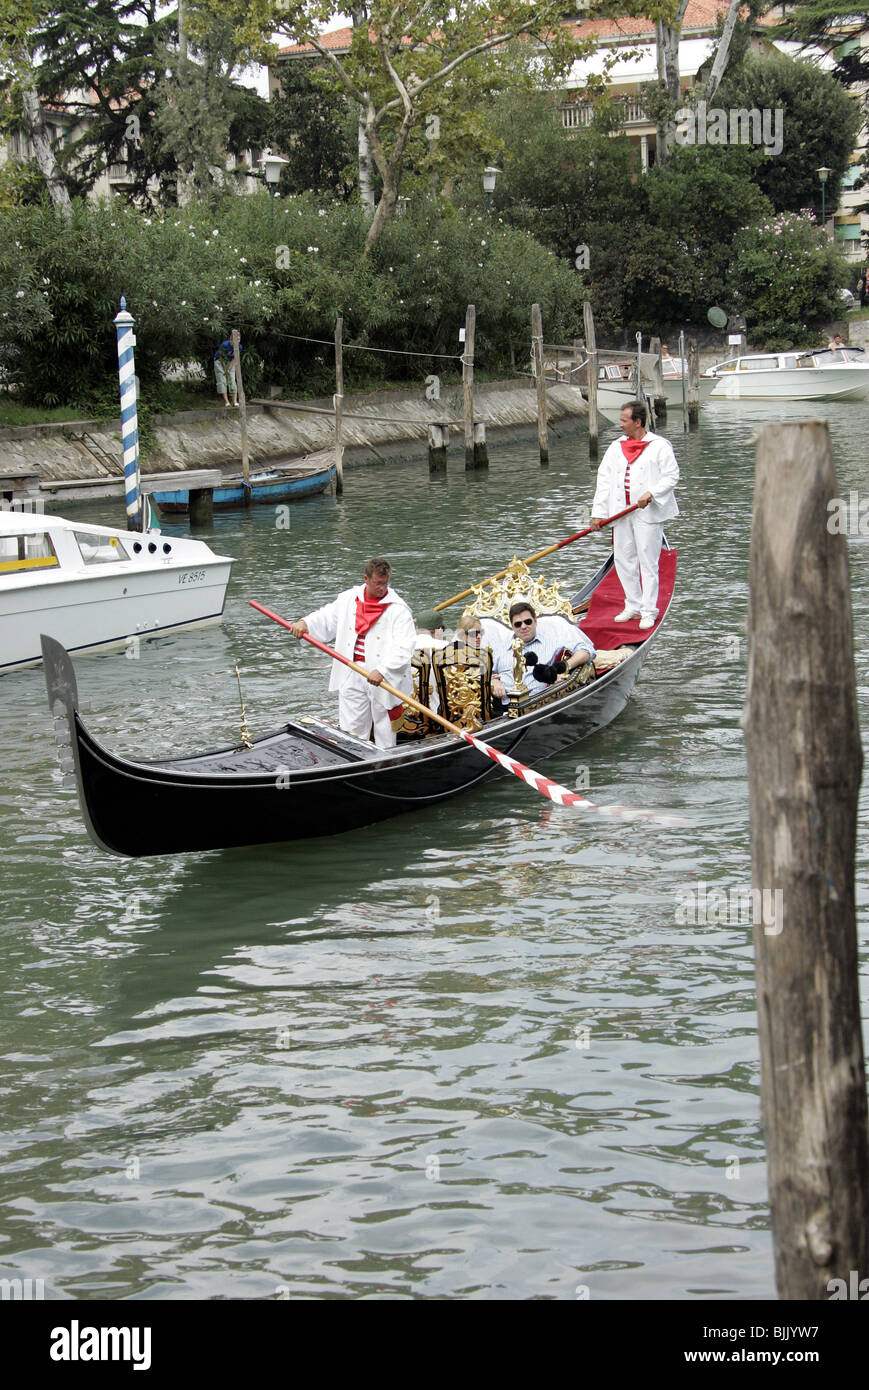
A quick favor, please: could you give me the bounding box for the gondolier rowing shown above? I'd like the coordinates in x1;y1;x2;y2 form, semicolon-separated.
289;557;416;749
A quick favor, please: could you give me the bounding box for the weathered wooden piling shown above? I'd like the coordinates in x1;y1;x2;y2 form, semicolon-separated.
428;422;448;472
230;329;250;500
463;304;476;470
334;314;344;495
473;420;488;468
531;303;549;466
188;487;213;527
649;336;667;422
583;301;598;459
686;337;699;428
743;420;869;1299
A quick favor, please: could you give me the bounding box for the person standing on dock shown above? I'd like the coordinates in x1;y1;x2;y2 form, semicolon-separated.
289;558;416;749
213;337;239;408
591;400;679;631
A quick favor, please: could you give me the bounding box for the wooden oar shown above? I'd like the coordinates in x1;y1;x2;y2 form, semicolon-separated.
432;502;640;612
249;599;685;828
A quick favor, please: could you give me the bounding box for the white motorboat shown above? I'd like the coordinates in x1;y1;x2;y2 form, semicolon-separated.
1;509;234;673
703;347;869;401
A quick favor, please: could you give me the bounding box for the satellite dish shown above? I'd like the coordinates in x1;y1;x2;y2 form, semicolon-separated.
707;306;727;329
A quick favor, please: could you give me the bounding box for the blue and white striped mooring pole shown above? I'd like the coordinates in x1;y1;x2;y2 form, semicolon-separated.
114;296;141;529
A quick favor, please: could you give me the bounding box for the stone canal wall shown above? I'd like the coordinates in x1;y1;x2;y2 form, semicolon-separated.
0;379;589;493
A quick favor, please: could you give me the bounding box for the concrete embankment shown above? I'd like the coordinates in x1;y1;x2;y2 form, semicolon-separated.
0;379;589;498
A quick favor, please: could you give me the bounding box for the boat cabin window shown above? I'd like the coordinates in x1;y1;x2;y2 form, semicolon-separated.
0;531;59;573
797;355;817;368
782;356;798;369
74;531;125;565
738;357;779;372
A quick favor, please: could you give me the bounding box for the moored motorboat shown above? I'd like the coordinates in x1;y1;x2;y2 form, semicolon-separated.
703;348;869;401
42;546;677;856
2;510;233;673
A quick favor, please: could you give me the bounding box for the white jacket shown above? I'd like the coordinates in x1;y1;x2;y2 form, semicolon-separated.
592;431;680;525
304;585;416;706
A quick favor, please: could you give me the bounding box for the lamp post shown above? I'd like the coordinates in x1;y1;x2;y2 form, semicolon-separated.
482;165;501;216
260;147;288;229
818;166;832;236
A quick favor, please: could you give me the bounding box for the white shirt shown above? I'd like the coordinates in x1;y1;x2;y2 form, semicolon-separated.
304;585;416;706
494;615;595;696
592;430;680;526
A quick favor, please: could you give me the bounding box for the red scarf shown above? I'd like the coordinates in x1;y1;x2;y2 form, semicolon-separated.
620;437;650;464
355;591;390;636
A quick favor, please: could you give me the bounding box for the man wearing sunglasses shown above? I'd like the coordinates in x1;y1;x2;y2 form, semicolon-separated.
491;601;595;702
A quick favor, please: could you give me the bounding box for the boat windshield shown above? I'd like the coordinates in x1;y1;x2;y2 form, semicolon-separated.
74;532;126;565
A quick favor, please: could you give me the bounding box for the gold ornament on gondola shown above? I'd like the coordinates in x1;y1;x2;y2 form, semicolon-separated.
441;664;485;731
462;556;574;625
235;664;253;750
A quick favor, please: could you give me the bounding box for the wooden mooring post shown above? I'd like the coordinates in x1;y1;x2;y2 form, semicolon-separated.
743;420;869;1299
583;301;598;459
230;329;250;503
333;315;344;495
686;337;699;428
463;304;476;470
649;335;667;422
531;302;549;466
428;422;449;472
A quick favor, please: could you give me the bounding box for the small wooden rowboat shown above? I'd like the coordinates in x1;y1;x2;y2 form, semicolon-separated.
150;453;336;516
42;547;677;857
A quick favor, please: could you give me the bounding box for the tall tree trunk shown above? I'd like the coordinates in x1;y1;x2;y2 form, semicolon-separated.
351;5;375;216
703;0;741;103
20;83;71;213
654;0;689;170
358;105;376;216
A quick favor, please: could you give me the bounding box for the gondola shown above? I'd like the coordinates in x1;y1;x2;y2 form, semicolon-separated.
42;546;677;858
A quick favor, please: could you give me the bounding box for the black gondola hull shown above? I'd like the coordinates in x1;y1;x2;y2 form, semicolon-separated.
42;550;673;857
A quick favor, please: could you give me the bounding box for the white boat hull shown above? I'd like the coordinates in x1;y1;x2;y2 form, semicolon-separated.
707;365;869;401
1;511;233;673
1;561;232;672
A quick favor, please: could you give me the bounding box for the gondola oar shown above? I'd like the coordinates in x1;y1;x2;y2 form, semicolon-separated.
432;502;640;613
249;600;685;829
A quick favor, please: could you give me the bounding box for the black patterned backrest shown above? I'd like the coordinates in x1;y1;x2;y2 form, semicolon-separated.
431;642;495;729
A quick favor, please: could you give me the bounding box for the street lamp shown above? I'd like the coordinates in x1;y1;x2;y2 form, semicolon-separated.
260;147;288;228
482;165;501;216
818;166;832;234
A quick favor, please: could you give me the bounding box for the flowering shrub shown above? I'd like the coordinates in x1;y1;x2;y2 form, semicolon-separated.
729;212;850;347
0;192;583;407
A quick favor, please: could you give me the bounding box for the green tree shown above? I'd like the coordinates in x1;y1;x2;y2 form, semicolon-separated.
204;0;594;254
714;50;860;217
268;62;356;199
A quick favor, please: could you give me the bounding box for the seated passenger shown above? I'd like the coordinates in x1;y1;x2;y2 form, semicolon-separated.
414;610;447;651
492;601;595;702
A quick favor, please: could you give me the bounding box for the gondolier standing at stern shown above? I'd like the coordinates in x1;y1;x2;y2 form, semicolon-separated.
289;558;416;749
590;399;679;630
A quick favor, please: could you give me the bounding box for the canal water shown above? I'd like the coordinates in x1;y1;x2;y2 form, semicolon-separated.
2;400;868;1301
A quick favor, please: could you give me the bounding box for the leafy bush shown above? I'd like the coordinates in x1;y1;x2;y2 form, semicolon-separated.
0;191;585;407
729;211;851;346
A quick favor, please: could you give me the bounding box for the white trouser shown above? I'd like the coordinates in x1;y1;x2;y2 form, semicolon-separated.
614;515;664;617
338;671;398;749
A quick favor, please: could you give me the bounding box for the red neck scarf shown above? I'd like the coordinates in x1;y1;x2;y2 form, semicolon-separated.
620;437;650;464
355;589;390;635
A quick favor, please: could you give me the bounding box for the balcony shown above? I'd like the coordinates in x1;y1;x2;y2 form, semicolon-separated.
559;95;649;130
108;163;134;184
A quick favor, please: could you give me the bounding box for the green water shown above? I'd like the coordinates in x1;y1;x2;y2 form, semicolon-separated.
2;401;868;1300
